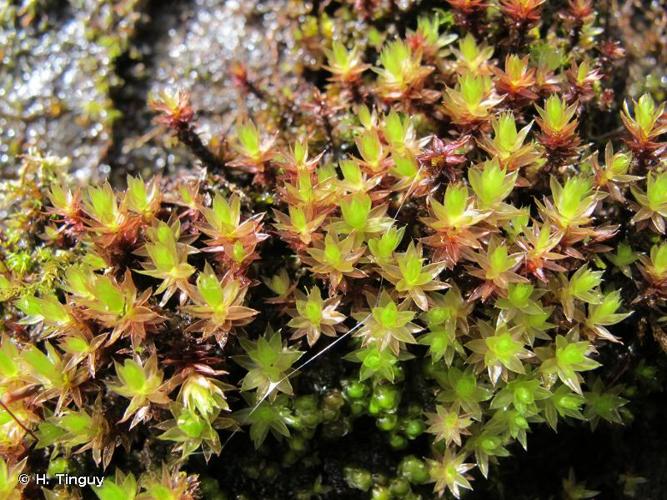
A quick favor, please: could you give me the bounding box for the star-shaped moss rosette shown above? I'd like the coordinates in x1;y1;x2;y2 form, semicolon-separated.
0;1;664;497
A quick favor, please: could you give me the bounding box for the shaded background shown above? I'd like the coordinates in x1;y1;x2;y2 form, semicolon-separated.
2;0;667;498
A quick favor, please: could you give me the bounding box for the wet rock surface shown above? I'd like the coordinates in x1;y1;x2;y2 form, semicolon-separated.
0;1;142;180
2;2;667;499
2;1;662;184
107;0;298;183
0;0;295;182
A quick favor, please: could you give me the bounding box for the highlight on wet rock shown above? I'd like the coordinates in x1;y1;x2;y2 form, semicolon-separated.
0;1;666;499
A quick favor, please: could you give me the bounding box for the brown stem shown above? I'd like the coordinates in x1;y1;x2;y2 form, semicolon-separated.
176;124;226;172
0;398;38;442
569;24;582;49
321;111;339;161
245;78;302;129
246;80;268;103
512;23;528;53
174;124;251;198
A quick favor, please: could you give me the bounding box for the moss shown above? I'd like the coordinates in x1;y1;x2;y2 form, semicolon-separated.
1;1;667;499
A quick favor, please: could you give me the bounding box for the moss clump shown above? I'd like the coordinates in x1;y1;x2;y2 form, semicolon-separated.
1;1;666;499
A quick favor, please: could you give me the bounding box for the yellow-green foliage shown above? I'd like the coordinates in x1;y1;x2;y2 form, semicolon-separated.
1;1;665;499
